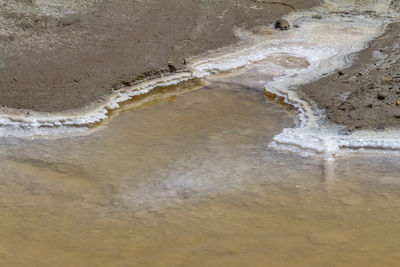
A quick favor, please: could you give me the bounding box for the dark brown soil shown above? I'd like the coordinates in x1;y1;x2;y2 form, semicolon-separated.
300;23;400;130
0;0;320;112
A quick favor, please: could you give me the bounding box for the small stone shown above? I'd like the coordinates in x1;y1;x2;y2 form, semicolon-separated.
376;125;385;132
168;61;177;72
339;128;353;136
274;19;290;31
312;15;322;19
396;100;400;106
377;94;386;100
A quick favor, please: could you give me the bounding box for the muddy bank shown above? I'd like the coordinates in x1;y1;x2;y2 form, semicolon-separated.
0;0;320;112
300;22;400;130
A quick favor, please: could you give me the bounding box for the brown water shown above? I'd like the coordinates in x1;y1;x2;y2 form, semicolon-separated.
0;77;400;266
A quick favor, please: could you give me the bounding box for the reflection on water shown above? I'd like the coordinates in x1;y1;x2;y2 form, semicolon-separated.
0;78;399;266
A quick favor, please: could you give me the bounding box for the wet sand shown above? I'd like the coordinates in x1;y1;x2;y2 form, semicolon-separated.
0;0;320;112
1;78;400;266
300;21;400;130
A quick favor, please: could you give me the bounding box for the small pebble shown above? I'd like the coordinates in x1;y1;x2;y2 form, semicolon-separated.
377;94;386;100
312;15;322;19
376;125;385;132
168;61;177;72
274;19;290;31
339;128;353;136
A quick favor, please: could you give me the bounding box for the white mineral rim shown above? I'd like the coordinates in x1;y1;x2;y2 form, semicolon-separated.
1;0;400;159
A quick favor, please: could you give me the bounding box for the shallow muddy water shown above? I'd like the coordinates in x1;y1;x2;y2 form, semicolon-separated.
1;1;400;266
0;78;400;266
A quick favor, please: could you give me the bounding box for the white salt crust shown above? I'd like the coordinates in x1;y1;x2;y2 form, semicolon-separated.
1;0;400;158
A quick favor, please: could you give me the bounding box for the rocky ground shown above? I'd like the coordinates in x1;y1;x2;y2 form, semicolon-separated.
300;22;400;130
0;0;319;112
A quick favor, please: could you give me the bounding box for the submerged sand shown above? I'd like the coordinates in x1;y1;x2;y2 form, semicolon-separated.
2;77;400;266
0;0;319;112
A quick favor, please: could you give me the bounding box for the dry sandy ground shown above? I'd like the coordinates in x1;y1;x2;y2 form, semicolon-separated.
0;0;319;112
300;22;400;130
